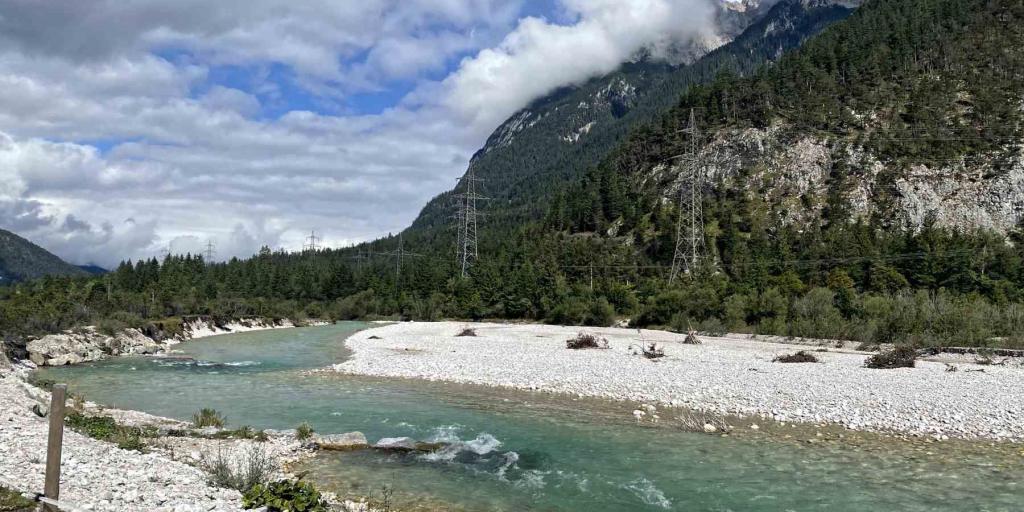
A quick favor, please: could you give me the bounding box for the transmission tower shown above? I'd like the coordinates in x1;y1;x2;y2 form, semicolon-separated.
388;233;422;298
204;240;217;263
452;166;488;278
303;230;322;255
670;109;707;282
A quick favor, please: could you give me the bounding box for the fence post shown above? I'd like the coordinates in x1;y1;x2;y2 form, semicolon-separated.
43;384;66;512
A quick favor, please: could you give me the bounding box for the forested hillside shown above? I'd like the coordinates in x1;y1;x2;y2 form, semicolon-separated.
406;0;859;247
0;229;88;283
5;0;1024;351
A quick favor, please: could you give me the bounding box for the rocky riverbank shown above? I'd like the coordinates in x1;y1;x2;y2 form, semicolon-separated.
0;361;387;512
18;317;320;367
334;322;1024;441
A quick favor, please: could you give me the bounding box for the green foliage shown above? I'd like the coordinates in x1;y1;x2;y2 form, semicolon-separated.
295;422;314;442
192;408;226;428
0;486;35;512
66;412;146;452
242;479;328;512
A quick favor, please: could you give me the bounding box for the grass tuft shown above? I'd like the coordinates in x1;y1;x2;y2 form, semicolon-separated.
192;408;226;428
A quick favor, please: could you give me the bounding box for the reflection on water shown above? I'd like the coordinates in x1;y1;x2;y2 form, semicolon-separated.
40;322;1024;512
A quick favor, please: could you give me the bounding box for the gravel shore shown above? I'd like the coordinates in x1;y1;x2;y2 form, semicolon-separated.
334;322;1024;441
0;365;245;511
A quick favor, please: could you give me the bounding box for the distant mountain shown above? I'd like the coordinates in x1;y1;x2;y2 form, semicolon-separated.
77;265;108;276
0;229;89;283
404;0;859;249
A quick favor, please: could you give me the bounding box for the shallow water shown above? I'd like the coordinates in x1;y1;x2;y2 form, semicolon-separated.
39;323;1024;511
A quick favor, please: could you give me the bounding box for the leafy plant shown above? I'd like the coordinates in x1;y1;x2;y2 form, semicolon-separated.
242;479;327;512
66;412;146;452
192;408;226;428
295;422;314;442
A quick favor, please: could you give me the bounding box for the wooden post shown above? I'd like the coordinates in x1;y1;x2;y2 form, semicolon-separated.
43;384;66;512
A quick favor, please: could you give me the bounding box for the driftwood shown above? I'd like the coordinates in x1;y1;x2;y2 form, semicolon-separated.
629;342;665;359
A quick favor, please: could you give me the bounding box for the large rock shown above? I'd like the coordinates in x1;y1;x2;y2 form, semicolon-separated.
315;432;368;451
372;437;418;452
26;328;165;366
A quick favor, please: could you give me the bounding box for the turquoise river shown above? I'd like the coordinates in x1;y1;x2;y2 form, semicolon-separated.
38;322;1024;511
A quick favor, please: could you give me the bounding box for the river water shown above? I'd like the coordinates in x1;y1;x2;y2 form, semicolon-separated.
38;322;1024;511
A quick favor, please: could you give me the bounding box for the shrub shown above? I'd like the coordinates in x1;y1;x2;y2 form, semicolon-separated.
455;327;477;337
296;422;314;442
865;346;917;369
193;408;226;428
773;351;820;363
566;332;608;349
243;479;327;512
584;298;615;327
203;445;275;492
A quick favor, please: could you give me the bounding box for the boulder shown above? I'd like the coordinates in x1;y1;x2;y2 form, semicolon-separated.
316;432;369;451
373;437;418;452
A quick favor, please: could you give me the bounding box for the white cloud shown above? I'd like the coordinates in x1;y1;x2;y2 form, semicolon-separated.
440;0;720;133
0;0;732;267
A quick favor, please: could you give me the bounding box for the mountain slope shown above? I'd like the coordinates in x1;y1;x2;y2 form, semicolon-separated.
0;229;88;283
595;0;1024;236
405;0;860;248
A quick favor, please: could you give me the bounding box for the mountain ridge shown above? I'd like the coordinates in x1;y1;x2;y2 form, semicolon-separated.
0;229;89;283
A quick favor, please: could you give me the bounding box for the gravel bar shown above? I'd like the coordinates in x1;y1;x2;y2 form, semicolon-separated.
334;322;1024;441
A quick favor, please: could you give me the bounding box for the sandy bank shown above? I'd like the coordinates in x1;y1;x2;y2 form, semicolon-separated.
334;322;1024;441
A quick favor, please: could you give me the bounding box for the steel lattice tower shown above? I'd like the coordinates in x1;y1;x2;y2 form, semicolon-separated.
203;240;217;264
453;166;486;278
670;109;706;282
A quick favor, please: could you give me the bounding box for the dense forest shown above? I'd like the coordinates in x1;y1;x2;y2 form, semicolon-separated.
3;0;1024;350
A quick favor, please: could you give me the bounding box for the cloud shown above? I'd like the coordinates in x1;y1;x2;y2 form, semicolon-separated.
0;0;732;267
439;0;720;133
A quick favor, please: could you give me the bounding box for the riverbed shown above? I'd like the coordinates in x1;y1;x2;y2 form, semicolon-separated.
39;322;1024;511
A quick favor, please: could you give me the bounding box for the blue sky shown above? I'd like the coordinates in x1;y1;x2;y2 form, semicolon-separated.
0;0;723;266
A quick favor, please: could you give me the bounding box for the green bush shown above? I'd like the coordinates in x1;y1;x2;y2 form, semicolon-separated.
295;422;314;442
193;408;226;428
242;479;327;512
67;412;119;440
66;412;145;452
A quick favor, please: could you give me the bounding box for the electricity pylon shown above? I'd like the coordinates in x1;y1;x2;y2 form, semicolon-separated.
453;166;487;278
203;240;216;264
669;109;707;282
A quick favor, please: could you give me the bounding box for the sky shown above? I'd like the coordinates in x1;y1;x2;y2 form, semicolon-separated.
0;0;729;267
